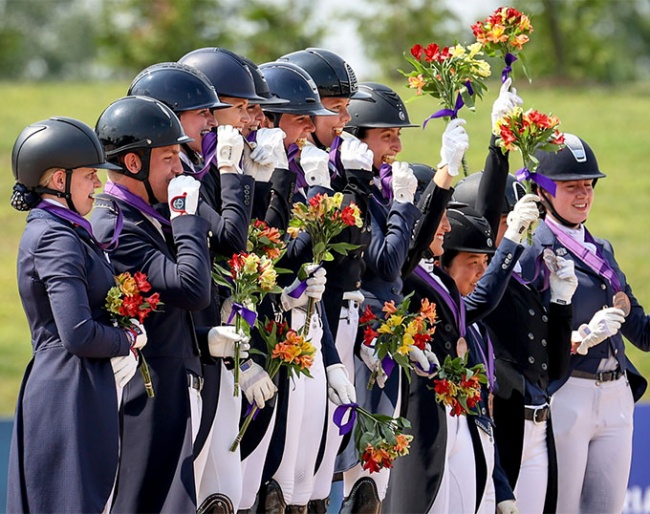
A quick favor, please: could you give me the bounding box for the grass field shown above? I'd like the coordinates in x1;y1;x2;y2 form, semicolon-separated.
1;80;649;415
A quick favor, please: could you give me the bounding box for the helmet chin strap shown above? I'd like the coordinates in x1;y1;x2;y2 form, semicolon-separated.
35;168;79;214
539;189;585;228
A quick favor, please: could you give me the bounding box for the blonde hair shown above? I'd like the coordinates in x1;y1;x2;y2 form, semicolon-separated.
38;167;63;188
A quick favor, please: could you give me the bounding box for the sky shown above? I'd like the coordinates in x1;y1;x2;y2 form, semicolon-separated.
318;0;502;79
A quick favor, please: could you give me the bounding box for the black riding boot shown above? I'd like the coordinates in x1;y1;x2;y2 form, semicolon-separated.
256;479;287;514
198;493;235;514
339;477;381;514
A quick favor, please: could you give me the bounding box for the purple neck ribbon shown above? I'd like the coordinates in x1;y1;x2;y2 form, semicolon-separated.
227;302;258;328
328;135;343;179
104;181;171;228
36;200;122;251
287;264;323;299
193;130;218;181
378;163;393;202
413;265;466;338
515;167;557;197
333;402;358;436
545;220;622;292
469;324;495;393
288;143;308;192
381;355;396;378
502;53;518;83
423;81;474;128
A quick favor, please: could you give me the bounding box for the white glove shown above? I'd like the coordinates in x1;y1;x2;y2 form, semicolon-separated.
575;307;626;355
326;363;357;405
391;161;417;204
340;139;373;171
359;341;388;388
256;127;288;169
240;360;278;408
491;77;523;128
243;141;274;182
216;125;244;173
438;118;469;177
503;194;540;243
497;499;519;514
544;249;578;305
110;353;139;389
168;175;201;219
300;144;331;188
410;344;440;378
280;264;327;311
126;319;147;350
207;325;251;359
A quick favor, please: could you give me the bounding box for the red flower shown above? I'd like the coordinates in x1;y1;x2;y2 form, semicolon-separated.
145;292;161;311
309;194;323;209
413;332;431;350
360;305;377;324
363;326;379;347
434;379;452;395
340;206;357;227
424;43;440;62
133;271;152;293
410;44;423;60
121;294;142;318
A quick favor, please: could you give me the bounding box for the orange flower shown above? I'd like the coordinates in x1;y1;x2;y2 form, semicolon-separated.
419;298;437;324
382;300;398;317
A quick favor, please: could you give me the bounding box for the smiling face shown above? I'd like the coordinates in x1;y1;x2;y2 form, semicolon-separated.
445;251;489;297
360;127;402;170
146;145;184;203
178;108;216;154
243;103;266;137
429;210;452;257
312;97;351;148
213;96;251;131
279;113;316;148
546;179;594;226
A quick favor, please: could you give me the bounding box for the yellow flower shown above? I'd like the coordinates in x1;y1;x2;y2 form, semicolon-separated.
467;42;483;58
386;315;404;328
287;226;301;239
397;341;411;355
476;61;492;78
518;14;532;32
451;45;466;58
404;320;419;337
119;274;138;296
377;324;393;335
259;266;278;291
243;254;260;274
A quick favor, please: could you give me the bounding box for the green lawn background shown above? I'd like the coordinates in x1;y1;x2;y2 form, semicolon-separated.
1;80;649;415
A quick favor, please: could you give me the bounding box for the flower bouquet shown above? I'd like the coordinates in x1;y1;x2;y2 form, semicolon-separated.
333;403;412;473
105;271;163;398
230;318;316;451
287;192;362;336
432;353;487;417
472;6;533;82
213;219;287;396
360;293;438;389
402;41;491;127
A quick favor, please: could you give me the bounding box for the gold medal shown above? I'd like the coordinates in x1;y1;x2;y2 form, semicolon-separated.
456;336;468;358
613;291;631;317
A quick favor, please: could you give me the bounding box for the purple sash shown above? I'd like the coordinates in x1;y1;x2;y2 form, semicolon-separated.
545;220;622;292
36;201;121;251
468;324;495;393
287;143;308;192
413;265;466;338
328;135;343;179
378;163;393;202
104;181;171;229
192;130;218;181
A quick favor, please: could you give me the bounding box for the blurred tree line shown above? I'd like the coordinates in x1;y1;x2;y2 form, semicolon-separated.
0;0;649;83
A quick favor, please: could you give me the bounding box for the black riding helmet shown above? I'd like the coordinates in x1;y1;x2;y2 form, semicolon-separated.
278;48;370;100
533;133;605;226
453;171;526;214
128;61;230;112
239;55;290;106
95;95;192;204
258;61;336;118
179;47;267;103
345;82;418;136
441;205;495;268
11;117;120;212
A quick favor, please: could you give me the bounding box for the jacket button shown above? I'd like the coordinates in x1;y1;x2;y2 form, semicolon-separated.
482;407;487;415
528;333;534;340
445;342;452;350
528;356;535;364
502;264;508;270
542;315;548;322
601;284;607;290
541;339;547;347
445;324;452;332
208;231;213;238
355;281;361;288
528;309;535;316
541;363;548;370
391;287;399;294
507;253;513;259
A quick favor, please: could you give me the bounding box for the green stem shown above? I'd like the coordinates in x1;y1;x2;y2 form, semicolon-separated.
138;351;155;398
230;404;257;452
